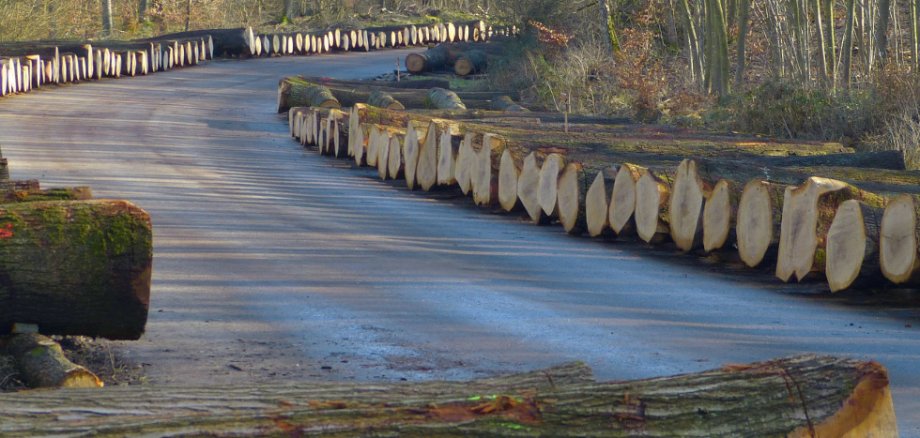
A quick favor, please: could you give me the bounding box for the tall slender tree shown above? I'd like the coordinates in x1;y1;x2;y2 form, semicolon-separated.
597;0;620;54
101;0;114;36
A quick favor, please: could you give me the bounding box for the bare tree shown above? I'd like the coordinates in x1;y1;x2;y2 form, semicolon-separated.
139;0;148;22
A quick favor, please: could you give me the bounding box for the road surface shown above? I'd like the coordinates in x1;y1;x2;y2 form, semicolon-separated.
0;49;918;432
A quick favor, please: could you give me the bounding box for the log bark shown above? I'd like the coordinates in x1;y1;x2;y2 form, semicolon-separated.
635;168;674;244
586;166;618;237
0;355;898;437
2;333;102;388
776;177;887;283
428;88;467;110
826;200;883;292
737;180;787;268
0;200;152;340
454;49;487;76
368;90;405;110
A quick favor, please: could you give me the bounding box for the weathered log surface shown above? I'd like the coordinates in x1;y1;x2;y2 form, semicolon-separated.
0;200;152;340
405;44;452;73
0;355;897;437
2;333;103;389
277;77;340;112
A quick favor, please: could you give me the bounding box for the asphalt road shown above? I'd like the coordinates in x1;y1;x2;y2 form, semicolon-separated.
1;49;919;433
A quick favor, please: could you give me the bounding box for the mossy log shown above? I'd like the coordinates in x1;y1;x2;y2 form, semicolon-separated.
635;167;675;244
405;43;452;74
491;95;529;113
585;166;618;237
826;200;884;292
2;333;102;389
277;77;341;112
0;355;898;437
454;49;488;76
368;90;405;110
428;88;467;110
0;200;152;340
880;194;920;284
776;177;887;283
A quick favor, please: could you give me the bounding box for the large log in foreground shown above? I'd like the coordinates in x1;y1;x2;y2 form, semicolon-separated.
0;355;897;436
0;200;152;340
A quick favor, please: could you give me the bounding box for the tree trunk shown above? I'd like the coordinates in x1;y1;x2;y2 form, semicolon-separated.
733;0;750;87
2;333;102;389
876;0;892;66
101;0;114;37
0;355;897;436
776;177;886;282
138;0;149;22
598;0;621;54
0;200;152;340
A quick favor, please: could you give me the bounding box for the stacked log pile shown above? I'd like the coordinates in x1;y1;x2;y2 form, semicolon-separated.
0;21;513;100
288;90;920;294
0;355;900;435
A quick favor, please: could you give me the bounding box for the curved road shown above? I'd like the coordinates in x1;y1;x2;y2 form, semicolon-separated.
1;50;919;432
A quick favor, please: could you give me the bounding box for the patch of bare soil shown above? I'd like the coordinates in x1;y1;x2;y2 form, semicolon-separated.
0;336;146;391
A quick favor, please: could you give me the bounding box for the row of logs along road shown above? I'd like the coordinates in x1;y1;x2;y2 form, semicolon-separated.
286;82;920;295
1;20;511;96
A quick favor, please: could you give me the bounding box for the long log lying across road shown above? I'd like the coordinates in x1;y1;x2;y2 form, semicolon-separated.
0;355;898;436
0;200;152;340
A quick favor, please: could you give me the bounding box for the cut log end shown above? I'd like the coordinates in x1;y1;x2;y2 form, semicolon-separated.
557;162;585;234
498;149;520;212
585;171;610;237
880;194;918;284
537;153;565;218
826;200;869;292
609;164;640;235
635;171;669;244
669;159;706;252
518;153;543;224
703;179;732;252
737;180;778;268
